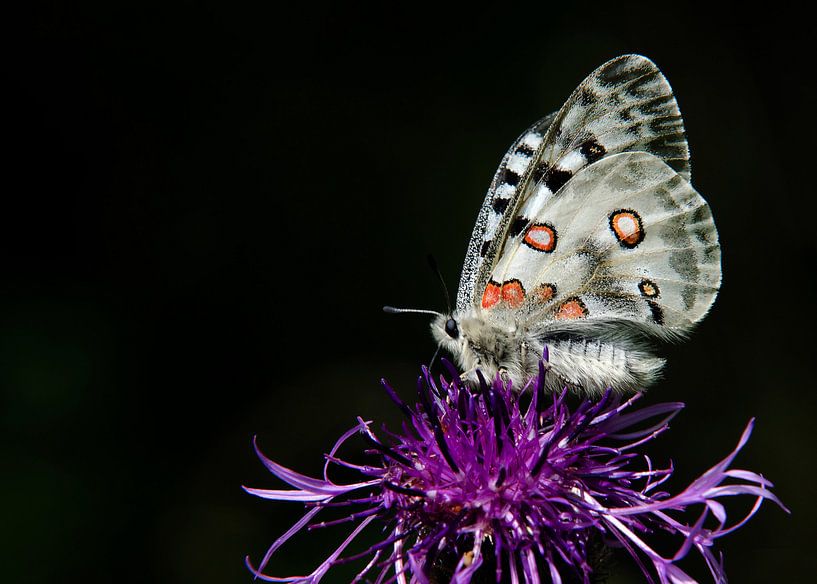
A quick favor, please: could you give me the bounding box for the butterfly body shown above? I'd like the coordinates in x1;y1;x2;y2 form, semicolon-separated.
432;311;668;394
431;56;721;394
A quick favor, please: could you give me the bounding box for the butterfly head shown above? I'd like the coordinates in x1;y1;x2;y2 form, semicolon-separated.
431;312;463;350
431;312;476;373
431;310;526;384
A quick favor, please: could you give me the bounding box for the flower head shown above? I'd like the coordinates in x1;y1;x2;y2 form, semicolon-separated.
245;357;786;583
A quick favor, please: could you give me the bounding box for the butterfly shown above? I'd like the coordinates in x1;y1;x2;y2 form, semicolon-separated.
419;55;721;394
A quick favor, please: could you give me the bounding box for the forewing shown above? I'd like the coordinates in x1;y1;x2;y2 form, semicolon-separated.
485;152;720;334
455;113;555;312
457;54;690;312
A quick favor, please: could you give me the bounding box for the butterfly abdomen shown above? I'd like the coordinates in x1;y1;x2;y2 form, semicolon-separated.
543;336;665;395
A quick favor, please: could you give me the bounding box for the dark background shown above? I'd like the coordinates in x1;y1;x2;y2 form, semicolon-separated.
6;3;815;582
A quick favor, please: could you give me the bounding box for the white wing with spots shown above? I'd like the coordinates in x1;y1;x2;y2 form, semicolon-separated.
456;55;691;313
487;152;720;334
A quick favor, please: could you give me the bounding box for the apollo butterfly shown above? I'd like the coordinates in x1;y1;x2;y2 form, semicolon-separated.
425;55;722;394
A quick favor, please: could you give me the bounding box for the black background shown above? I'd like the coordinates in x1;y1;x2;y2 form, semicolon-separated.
7;3;815;583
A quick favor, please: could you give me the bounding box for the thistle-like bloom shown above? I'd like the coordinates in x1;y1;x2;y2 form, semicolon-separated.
245;358;786;583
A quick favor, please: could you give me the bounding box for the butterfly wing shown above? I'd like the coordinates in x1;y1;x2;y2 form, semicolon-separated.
485;151;721;336
456;54;690;312
456;113;556;311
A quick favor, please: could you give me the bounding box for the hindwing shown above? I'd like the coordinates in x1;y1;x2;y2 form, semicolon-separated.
485;152;721;334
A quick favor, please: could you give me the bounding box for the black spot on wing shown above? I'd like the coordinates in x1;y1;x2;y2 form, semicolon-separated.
579;138;606;164
638;278;660;298
480;239;491;257
532;163;548;183
515;143;534;156
508;217;528;238
543;167;573;194
492;197;510;214
498;168;520;187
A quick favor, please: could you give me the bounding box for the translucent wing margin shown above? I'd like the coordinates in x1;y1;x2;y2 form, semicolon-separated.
457;54;690;312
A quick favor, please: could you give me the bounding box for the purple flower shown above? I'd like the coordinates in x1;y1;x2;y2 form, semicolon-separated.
245;357;786;583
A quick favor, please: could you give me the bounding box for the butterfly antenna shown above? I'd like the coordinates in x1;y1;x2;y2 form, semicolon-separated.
382;306;443;317
427;254;452;315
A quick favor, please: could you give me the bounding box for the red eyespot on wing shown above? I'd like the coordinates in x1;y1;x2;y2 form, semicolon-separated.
481;281;501;309
501;279;526;308
609;209;644;248
534;283;557;303
638;278;660;298
556;297;588;320
523;223;557;253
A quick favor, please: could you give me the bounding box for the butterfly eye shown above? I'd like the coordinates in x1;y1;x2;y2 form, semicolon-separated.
445;318;459;339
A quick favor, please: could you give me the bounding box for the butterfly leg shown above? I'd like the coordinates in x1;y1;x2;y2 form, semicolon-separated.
459;364;479;382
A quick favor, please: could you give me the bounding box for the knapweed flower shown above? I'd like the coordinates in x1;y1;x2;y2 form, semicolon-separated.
245;357;786;583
